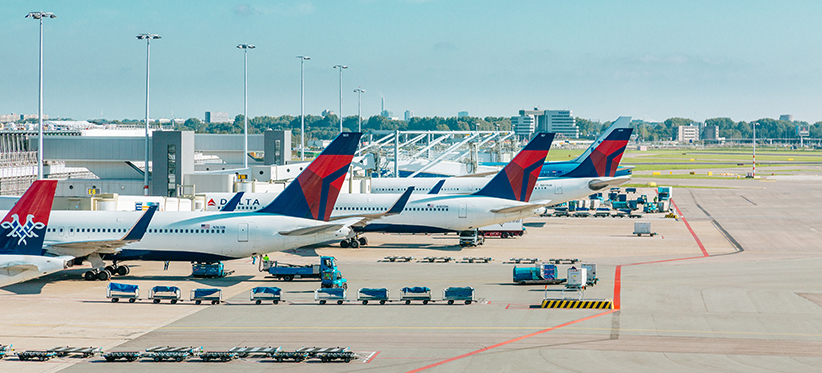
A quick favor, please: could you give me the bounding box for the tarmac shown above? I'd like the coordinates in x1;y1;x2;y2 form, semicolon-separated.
2;175;822;372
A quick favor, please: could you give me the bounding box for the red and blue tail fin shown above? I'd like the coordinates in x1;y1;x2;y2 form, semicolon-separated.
0;180;57;256
257;132;362;220
564;127;632;177
474;132;554;202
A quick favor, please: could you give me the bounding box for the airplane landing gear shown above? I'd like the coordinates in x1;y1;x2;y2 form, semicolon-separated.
339;235;368;249
83;268;113;281
104;263;130;277
84;262;128;281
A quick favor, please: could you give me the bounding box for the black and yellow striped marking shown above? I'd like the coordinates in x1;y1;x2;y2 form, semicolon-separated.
541;299;613;309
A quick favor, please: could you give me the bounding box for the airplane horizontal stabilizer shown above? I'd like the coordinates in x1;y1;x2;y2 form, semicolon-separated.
588;177;631;191
278;224;346;236
490;201;551;214
328;187;414;221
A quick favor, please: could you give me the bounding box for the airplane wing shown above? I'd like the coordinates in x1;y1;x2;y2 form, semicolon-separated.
328;187;415;222
278;217;366;236
490;200;552;214
44;205;158;258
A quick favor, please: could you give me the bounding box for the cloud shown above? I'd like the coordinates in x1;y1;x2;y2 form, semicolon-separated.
433;42;457;52
233;4;260;16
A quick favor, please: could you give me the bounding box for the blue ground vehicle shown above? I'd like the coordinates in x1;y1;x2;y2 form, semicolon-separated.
264;256;347;288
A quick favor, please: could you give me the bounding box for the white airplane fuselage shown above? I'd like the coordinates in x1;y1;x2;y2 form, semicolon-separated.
38;211;351;262
210;193;550;234
370;176;629;206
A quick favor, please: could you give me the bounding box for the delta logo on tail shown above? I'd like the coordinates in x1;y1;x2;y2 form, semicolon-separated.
0;180;57;256
564;127;632;178
258;132;362;221
474;132;554;202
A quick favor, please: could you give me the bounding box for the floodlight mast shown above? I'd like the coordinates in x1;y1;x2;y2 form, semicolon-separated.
297;56;310;160
237;44;255;169
26;11;56;180
333;65;348;133
136;33;161;195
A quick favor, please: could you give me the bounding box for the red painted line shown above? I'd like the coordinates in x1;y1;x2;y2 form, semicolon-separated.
671;199;709;257
613;265;622;310
406;310;616;373
406;197;711;372
364;350;380;363
505;303;510;310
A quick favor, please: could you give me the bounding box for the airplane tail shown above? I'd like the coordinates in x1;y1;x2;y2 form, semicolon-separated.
219;192;245;212
473;132;554;202
0;180;57;256
257;132;363;220
564;127;633;178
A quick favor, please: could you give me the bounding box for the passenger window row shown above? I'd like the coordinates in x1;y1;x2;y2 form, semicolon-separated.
148;228;225;234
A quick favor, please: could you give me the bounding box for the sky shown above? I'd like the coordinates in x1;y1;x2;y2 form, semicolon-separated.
2;0;822;124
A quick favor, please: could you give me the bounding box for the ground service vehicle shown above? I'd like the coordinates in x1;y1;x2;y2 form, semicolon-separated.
263;256;347;288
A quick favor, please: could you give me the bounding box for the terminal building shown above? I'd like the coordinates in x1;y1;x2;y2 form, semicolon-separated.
512;109;579;139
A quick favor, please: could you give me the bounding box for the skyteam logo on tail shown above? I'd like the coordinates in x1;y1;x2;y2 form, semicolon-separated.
1;214;45;245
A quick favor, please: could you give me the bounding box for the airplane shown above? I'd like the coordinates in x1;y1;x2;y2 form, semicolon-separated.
39;132;376;281
217;133;557;247
367;127;634;205
0;180;71;286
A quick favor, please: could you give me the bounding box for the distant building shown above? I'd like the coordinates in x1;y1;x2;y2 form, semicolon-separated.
458;111;469;118
205;111;230;124
702;125;720;141
511;115;536;139
677;125;700;143
404;110;414;121
518;109;579;138
322;109;335;117
779;114;793;122
0;113;48;123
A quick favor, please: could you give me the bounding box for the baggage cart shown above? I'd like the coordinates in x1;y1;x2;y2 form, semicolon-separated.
315;288;346;305
509;257;539;264
149;286;182;304
400;286;432;304
633;222;656;236
230;346;281;358
594;207;612;217
553;207;569;217
48;346;101;358
422;256;454;263
102;351;141;362
573;207;590;217
614;209;630;218
269;350;308;362
357;287;389;305
144;346;200;362
250;286;282;305
190;288;222;305
384;255;413;262
107;283;139;303
582;263;598;286
0;344;11;360
443;287;475;305
462;257;492;263
17;350;57;361
199;351;237;362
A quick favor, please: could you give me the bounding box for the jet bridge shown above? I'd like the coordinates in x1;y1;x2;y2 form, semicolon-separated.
362;130;518;178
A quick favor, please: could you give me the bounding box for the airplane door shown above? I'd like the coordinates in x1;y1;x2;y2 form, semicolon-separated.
555;184;563;195
238;223;249;242
458;203;467;218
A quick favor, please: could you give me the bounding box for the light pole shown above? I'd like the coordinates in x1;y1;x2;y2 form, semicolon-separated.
136;33;160;195
26;11;56;181
333;65;347;133
297;56;310;160
751;121;758;177
238;44;255;169
354;87;365;132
